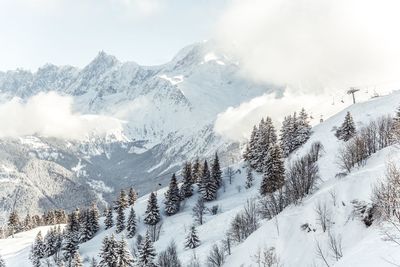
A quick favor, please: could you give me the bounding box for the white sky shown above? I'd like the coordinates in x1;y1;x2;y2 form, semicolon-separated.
0;0;229;71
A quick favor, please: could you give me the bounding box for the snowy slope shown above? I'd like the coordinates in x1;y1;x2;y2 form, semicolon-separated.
3;90;400;266
225;90;400;266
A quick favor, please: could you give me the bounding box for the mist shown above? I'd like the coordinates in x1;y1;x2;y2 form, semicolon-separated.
216;0;400;91
214;0;400;141
0;92;123;140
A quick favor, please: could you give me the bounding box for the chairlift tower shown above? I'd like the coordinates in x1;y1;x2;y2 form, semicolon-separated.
347;87;360;104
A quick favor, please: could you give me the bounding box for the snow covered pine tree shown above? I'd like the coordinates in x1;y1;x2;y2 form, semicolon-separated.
144;192;161;225
164;173;181;216
260;144;285;195
185;225;200;249
336;111;356;141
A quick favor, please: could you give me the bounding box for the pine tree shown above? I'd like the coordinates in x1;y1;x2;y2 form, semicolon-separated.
104;206;114;230
30;231;45;267
115;202;126;233
180;162;193;198
192;158;202;186
336;111;356;141
63;230;79;265
63;210;80;264
71;251;83;267
138;232;157;267
164;174;180;216
98;235;119;267
245;168;254;189
296;108;312;146
89;203;100;235
200;160;217;201
80;210;92;243
248;125;260;169
256;117;278;172
128;188;138;206
144;192;161;225
0;254;5;267
280;115;294;157
260;144;285;195
115;190;129;210
23;213;33;231
211;153;223;188
185;225;200;249
126;207;137;238
7;211;20;237
118;238;135;267
44;227;59;257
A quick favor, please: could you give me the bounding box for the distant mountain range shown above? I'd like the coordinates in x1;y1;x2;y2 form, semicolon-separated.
0;41;274;220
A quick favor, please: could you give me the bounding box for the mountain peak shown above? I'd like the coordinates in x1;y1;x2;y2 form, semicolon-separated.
88;51;119;68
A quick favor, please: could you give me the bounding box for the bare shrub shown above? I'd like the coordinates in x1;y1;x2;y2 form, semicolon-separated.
315;240;330;267
351;200;375;227
157;241;182;267
228;199;259;244
187;251;201;267
315;201;331;232
309;141;324;162
329;190;337;207
372;162;400;222
252;246;282;267
207;244;225;267
286;153;320;204
192;197;206;225
258;190;287;220
337;116;394;173
328;232;343;261
225;167;235;185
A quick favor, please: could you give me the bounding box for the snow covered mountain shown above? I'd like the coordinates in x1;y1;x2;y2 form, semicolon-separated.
0;41;274;219
3;89;400;266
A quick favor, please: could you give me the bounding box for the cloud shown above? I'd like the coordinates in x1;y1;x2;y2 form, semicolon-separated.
0;92;123;140
213;87;373;142
216;0;400;92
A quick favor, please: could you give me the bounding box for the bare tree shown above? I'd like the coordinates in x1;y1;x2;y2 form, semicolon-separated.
328;232;343;261
315;240;331;267
372;162;400;222
207;244;225;267
225;167;235;185
157;240;182;267
286;153;320;204
315;201;331;232
258;190;287;220
192;197;206;225
187;251;201;267
252;246;282;267
337;116;394;174
228;199;259;244
148;222;163;242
